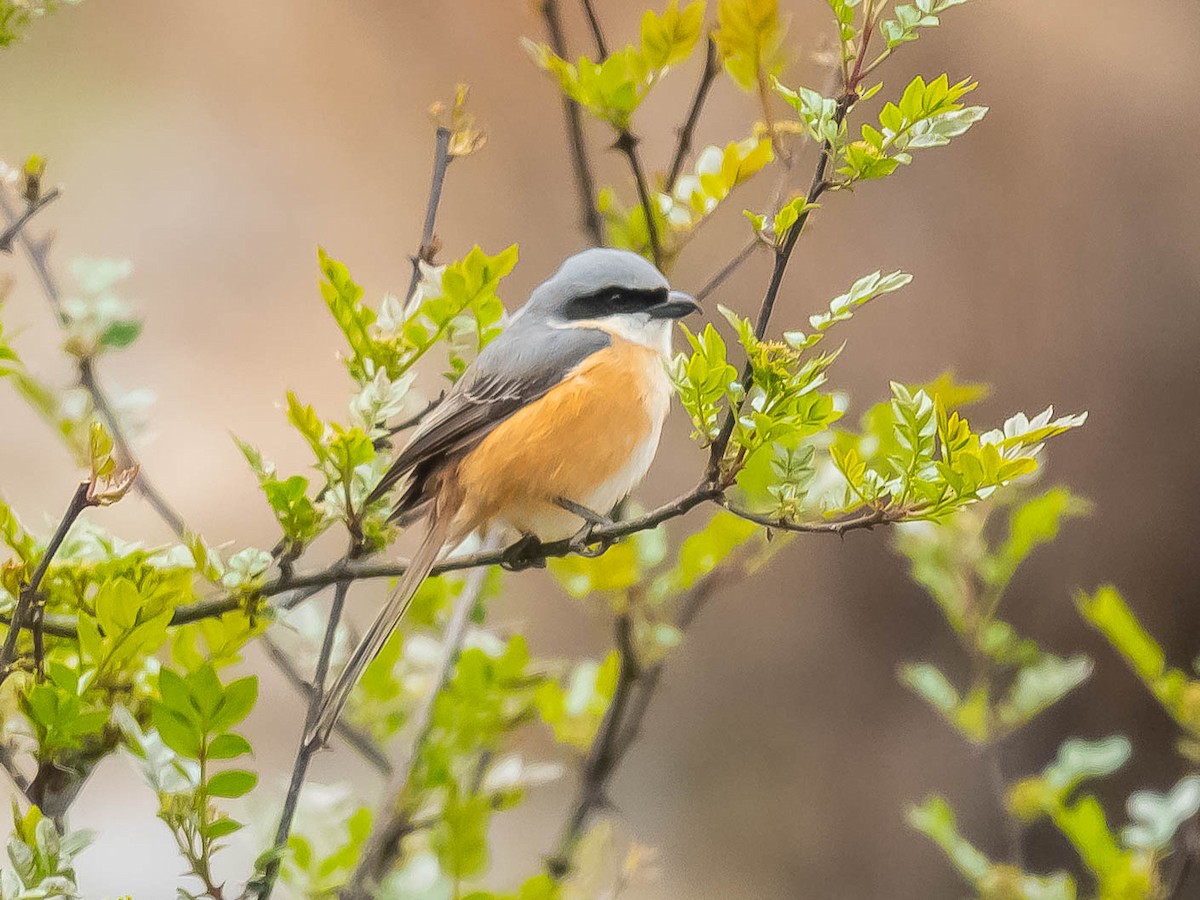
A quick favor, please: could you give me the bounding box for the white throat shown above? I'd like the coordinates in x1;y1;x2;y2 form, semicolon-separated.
562;313;675;357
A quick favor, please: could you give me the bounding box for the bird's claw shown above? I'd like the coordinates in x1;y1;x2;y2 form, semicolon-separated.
500;534;547;571
568;522;613;557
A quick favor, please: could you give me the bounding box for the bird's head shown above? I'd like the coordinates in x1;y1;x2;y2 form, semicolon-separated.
521;248;700;354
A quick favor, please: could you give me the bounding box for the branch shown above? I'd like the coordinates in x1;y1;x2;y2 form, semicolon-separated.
548;611;640;878
79;358;188;537
343;557;493;898
694;237;762;304
0;188;60;254
0;482;91;686
255;578;351;900
704;90;855;483
404;126;453;304
0;189;190;539
665;37;720;194
540;0;604;246
718;501;909;535
614;129;664;270
579;0;609;58
260;633;393;776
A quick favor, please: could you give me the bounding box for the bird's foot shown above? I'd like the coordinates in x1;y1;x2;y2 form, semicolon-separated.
500;533;547;571
556;497;617;557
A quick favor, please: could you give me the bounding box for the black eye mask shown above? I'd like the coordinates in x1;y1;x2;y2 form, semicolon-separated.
562;285;669;320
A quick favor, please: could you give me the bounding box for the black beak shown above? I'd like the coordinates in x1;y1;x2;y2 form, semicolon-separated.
648;290;701;319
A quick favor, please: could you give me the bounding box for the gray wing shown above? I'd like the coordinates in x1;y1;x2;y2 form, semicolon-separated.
368;318;610;514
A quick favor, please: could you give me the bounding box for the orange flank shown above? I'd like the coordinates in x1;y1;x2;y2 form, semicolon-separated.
453;335;669;541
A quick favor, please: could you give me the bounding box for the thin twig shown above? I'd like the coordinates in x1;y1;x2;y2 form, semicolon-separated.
0;482;91;686
260;633;393;776
78;358;188;537
718;501;907;535
704;91;855;483
0;188;60;254
548;613;640;878
614;130;664;270
695;237;763;304
665;38;720;193
982;742;1024;869
579;0;610;58
0;190;190;539
541;0;605;245
343;557;494;899
255;578;352;900
404;127;453;304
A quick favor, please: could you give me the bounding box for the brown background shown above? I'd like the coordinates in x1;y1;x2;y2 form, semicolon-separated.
2;1;1199;897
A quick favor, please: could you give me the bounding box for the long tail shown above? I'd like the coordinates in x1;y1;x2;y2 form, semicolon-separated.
305;510;451;749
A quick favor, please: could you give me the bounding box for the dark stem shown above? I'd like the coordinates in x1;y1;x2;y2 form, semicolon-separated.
255;578;351;900
78;358;188;538
0;482;91;685
343;556;493;898
614;130;664;270
665;38;720;193
695;238;763;304
260;633;393;776
541;0;605;245
579;0;609;57
704;93;853;483
0;188;61;254
404;126;454;303
548;613;640;878
983;743;1024;868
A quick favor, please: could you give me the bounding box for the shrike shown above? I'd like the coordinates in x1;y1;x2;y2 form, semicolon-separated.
308;247;700;746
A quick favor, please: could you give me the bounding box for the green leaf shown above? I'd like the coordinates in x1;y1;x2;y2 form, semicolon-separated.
204;817;244;840
212;676;258;731
98;319;143;350
207;733;252;760
151;703;203;759
206;769;258;799
714;0;788;92
906;796;991;884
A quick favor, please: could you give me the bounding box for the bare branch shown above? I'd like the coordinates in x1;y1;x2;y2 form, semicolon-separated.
0;189;190;539
613;130;664;270
540;0;605;245
260;633;393;776
695;237;762;303
579;0;609;58
343;556;493;898
718;501;909;535
0;188;60;254
255;577;352;900
404;126;453;304
0;482;91;686
665;38;720;194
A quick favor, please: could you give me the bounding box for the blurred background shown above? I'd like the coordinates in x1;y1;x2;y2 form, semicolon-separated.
2;0;1200;896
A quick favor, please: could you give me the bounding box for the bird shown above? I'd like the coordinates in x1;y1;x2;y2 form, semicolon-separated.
306;247;700;747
